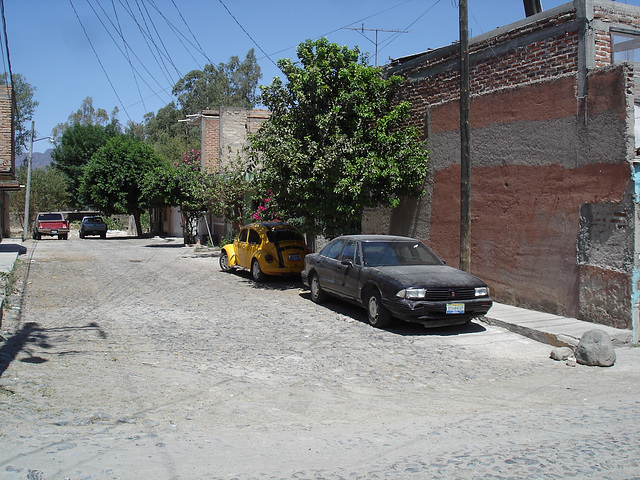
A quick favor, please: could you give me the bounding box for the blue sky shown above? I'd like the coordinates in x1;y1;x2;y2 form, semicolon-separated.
4;0;640;152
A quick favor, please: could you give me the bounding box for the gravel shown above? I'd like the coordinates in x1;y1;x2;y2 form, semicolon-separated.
1;233;639;479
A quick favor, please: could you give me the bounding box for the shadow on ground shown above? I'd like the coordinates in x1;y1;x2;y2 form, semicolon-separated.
298;290;487;336
0;244;27;255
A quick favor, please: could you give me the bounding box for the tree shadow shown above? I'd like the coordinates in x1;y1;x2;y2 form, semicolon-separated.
0;321;109;379
0;322;49;377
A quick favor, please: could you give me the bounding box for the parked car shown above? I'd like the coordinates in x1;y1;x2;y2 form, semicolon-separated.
301;235;493;328
79;216;107;239
219;222;308;282
33;212;70;240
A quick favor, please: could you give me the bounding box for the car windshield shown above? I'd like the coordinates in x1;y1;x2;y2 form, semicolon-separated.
85;217;103;222
361;241;442;267
266;228;303;243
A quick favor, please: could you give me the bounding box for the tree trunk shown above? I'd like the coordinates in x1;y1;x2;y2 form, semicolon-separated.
133;211;143;237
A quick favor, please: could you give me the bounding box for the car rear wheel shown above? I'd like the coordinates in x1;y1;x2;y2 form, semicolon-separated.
310;273;327;304
251;259;266;282
219;251;234;272
366;290;392;328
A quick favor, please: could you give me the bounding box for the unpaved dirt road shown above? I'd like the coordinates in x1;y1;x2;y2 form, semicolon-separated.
1;234;639;480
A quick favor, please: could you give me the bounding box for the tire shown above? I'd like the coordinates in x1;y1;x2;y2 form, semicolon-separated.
219;250;234;272
251;259;266;282
79;232;84;239
100;233;106;239
310;273;327;304
366;289;392;328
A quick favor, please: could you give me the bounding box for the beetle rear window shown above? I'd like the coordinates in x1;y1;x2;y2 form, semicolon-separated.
266;229;304;243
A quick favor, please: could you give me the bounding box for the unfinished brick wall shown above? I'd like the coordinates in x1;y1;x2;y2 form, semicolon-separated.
200;107;271;174
375;1;640;329
0;86;12;174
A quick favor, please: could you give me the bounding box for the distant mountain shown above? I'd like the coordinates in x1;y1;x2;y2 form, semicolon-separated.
15;148;54;169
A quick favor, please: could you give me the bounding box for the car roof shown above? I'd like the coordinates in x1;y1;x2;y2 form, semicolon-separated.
244;222;298;231
332;234;423;243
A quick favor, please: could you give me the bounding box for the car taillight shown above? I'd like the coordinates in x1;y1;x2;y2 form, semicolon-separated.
265;254;274;263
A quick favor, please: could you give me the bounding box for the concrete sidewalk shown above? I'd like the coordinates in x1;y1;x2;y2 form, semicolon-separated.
482;302;634;347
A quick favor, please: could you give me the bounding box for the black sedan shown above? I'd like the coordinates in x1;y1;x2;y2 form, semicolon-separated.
301;235;492;328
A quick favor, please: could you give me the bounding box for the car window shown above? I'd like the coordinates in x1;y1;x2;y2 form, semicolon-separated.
266;228;303;243
341;241;360;265
248;229;261;245
320;239;346;259
39;213;63;221
362;241;442;267
238;228;248;242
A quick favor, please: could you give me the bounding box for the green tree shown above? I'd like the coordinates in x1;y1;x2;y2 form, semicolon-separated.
143;103;199;163
51;123;120;208
172;49;262;111
143;150;212;243
11;165;70;230
51;97;119;140
1;73;38;155
250;39;429;237
209;154;254;230
79;136;163;236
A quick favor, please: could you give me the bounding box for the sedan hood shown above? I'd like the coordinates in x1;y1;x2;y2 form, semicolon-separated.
373;265;486;288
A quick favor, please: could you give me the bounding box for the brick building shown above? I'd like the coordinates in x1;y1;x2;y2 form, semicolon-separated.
365;0;640;342
154;106;270;240
0;86;18;238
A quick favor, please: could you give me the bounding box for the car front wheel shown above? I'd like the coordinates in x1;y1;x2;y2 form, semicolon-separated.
310;273;327;304
251;259;266;282
219;251;234;272
366;290;392;328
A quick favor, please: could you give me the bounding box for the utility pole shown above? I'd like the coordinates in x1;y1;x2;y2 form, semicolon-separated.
342;25;408;66
459;0;471;272
22;121;35;242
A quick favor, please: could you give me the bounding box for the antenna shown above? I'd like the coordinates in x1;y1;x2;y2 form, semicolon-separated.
342;24;408;66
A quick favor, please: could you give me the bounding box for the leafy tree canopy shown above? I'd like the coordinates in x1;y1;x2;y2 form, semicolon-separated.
250;39;429;237
51;122;120;208
143;102;200;163
143;150;212;243
52;97;120;140
1;73;38;155
11;165;70;229
172;49;262;112
79;135;163;236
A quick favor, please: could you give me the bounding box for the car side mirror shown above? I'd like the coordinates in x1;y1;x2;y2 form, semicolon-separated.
341;259;354;268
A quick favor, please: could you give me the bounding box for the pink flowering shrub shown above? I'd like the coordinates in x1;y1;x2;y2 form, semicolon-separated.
176;149;201;172
252;190;281;222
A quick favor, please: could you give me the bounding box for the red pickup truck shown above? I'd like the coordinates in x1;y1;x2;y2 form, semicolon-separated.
33;212;70;240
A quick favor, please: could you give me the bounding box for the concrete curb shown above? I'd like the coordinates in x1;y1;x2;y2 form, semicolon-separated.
481;302;633;348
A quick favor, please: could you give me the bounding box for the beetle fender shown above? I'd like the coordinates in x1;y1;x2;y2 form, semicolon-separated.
222;244;238;267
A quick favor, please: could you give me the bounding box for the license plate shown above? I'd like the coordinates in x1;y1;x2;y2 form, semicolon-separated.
446;303;465;314
288;254;301;261
51;230;58;234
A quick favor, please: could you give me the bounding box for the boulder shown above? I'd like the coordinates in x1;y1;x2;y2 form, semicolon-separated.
550;346;573;361
575;329;616;367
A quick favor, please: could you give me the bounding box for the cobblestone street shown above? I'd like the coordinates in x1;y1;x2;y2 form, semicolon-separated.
1;235;639;479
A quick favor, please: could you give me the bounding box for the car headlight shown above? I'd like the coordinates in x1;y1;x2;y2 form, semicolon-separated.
396;287;427;299
475;287;489;297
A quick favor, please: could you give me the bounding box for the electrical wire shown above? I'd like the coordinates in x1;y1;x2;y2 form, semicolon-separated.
218;0;278;69
69;0;132;123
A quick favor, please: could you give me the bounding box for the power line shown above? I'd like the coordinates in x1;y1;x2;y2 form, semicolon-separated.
69;0;132;122
218;0;278;69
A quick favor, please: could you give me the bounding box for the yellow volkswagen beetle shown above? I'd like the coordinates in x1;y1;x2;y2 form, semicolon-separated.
219;222;308;282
